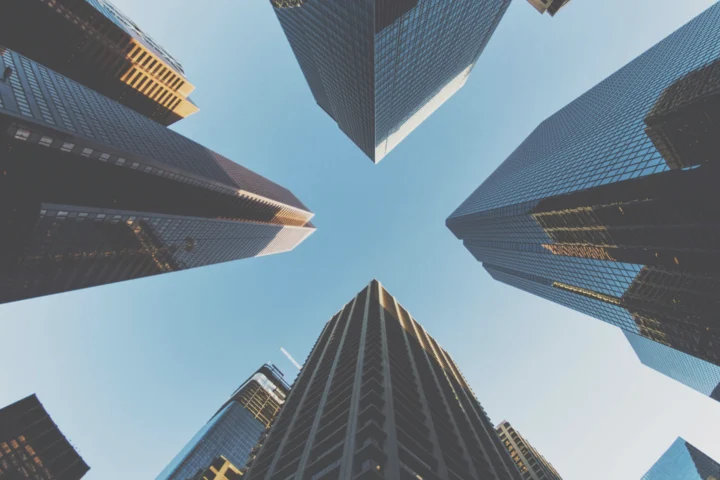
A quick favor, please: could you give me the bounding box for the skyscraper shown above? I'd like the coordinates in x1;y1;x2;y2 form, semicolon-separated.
526;0;571;16
624;332;720;403
496;421;562;480
156;365;289;480
447;4;720;366
0;0;198;125
0;47;314;305
0;394;90;479
270;0;511;163
642;438;720;480
244;280;521;480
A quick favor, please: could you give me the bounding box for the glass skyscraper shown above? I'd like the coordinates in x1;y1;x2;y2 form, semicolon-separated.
245;280;522;480
625;332;720;403
0;0;198;125
156;364;289;480
0;394;90;479
496;421;563;480
447;4;720;367
270;0;511;163
0;46;314;305
642;438;720;480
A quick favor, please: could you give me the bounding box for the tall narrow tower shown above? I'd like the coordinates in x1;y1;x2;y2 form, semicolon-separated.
245;280;521;480
156;365;289;480
270;0;511;162
0;47;314;305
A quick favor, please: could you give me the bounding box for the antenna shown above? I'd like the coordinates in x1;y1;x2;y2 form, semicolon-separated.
280;347;302;370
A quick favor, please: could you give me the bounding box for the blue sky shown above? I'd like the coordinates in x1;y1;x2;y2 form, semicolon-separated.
2;0;720;479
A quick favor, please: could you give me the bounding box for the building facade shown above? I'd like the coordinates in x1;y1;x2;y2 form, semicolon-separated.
156;365;289;480
496;421;562;480
0;394;89;479
447;4;720;366
0;47;314;305
271;0;511;163
186;456;243;480
0;0;197;125
642;438;720;480
244;280;521;480
624;332;720;402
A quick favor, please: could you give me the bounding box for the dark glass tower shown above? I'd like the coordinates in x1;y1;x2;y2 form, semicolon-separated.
0;0;198;125
496;421;562;480
157;365;289;480
0;47;314;305
0;394;90;479
244;280;521;480
447;4;720;367
642;438;720;480
271;0;511;163
624;332;720;403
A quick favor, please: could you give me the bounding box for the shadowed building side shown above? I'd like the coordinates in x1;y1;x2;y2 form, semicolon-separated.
0;0;198;125
0;394;90;480
0;48;314;305
244;280;522;480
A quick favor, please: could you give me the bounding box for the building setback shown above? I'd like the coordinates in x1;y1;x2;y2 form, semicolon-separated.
624;332;720;403
642;438;720;480
0;47;314;305
270;0;511;163
447;4;720;368
496;421;562;480
0;394;89;479
244;280;521;480
0;0;198;125
156;365;289;480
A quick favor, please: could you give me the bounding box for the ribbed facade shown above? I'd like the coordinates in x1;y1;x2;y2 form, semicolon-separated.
496;421;562;480
624;332;720;403
447;4;720;367
244;280;521;480
0;47;314;305
0;394;89;479
157;365;289;480
0;0;198;125
642;438;720;480
271;0;510;163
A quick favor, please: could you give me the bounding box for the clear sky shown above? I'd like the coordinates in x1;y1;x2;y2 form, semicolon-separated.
2;1;719;479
